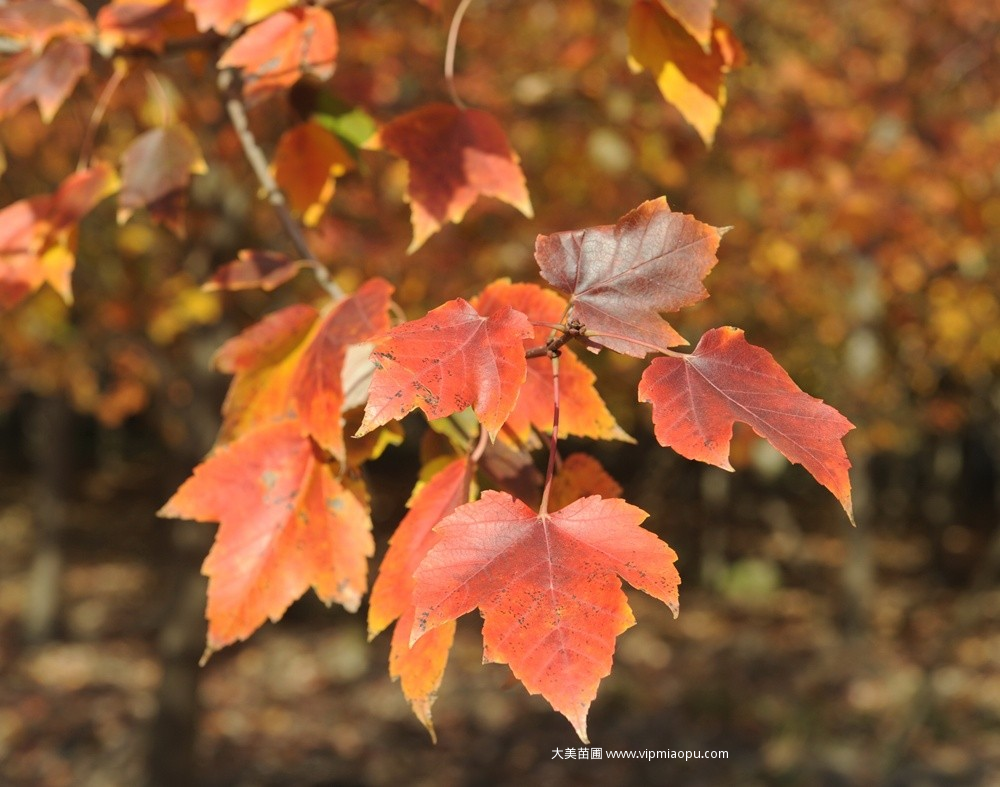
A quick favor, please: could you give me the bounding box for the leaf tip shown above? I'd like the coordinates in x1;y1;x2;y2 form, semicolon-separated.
516;194;535;220
568;711;590;745
156;498;180;519
406;233;428;255
611;425;637;445
408;617;427;648
843;496;856;527
353;416;377;439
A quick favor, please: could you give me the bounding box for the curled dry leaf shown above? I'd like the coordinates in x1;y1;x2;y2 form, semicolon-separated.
118;124;207;234
203;249;312;293
97;0;198;54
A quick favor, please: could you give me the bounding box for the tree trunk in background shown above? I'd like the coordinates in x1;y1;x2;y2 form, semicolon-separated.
841;448;874;637
145;344;223;787
699;467;730;587
23;396;72;643
838;262;883;636
146;519;213;787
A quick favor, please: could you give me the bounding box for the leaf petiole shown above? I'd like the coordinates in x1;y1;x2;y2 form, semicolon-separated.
581;330;686;358
538;353;561;516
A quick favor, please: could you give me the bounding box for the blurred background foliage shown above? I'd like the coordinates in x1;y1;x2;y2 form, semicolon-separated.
1;0;999;784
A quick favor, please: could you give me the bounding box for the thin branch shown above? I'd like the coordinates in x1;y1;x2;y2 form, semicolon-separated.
307;257;345;299
530;320;568;332
389;299;408;325
115;32;223;59
144;71;175;126
445;0;476;109
470;425;490;463
77;65;126;170
218;69;344;300
525;331;574;359
538;352;560;516
313;0;374;10
442;412;473;449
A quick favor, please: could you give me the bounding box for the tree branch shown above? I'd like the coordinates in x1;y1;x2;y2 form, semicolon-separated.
445;0;476;109
218;69;344;300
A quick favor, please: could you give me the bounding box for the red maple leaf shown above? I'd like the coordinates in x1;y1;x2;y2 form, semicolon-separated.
214;303;316;375
377;103;533;252
292;277;394;461
357;298;533;439
534;197;725;357
368;457;473;738
217;8;338;106
0;38;90;123
411;491;680;742
212;279;394;457
638;327;855;520
470;279;631;444
159;421;373;658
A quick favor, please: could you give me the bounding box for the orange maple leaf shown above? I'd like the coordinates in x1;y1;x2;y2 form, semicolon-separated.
159;421;373;658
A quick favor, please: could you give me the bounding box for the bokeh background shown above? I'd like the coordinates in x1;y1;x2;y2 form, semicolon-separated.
1;0;999;783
